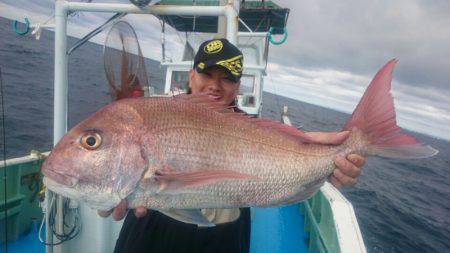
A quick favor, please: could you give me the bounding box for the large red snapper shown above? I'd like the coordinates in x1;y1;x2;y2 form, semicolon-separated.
42;60;437;226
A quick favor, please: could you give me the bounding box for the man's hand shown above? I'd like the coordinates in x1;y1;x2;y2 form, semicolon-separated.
330;154;365;188
306;131;365;188
98;200;147;221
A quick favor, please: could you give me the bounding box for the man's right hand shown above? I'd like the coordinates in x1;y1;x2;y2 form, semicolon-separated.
98;200;148;221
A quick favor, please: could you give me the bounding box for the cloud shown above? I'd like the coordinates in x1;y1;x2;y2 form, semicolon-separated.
264;62;450;140
1;0;449;140
272;0;450;90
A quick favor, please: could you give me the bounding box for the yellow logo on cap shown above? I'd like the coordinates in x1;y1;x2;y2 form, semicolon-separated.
198;62;205;69
204;40;223;54
216;55;243;77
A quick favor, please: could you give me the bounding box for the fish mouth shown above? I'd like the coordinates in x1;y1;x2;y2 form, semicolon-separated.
42;169;78;187
43;177;121;211
43;177;81;202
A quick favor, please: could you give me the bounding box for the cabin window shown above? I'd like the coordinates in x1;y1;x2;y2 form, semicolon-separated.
239;75;255;94
170;71;189;93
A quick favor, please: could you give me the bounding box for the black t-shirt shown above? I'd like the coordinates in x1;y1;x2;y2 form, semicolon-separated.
114;208;250;253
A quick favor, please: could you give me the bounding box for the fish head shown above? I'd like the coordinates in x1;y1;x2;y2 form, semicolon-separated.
42;100;149;210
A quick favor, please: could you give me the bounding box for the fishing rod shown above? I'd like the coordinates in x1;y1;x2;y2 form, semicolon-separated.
1;67;8;253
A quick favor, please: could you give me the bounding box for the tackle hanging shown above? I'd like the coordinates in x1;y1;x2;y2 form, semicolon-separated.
12;17;30;35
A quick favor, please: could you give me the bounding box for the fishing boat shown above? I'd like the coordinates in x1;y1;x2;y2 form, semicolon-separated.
1;1;366;252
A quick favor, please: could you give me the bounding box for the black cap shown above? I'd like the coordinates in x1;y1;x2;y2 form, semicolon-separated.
193;38;244;82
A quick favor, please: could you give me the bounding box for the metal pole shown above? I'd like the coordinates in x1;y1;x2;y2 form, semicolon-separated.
161;21;166;62
225;0;240;45
54;2;68;141
66;2;225;15
217;0;227;37
44;189;53;253
49;1;68;253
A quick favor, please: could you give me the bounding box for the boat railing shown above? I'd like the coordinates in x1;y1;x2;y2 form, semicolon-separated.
0;151;48;243
0;151;49;168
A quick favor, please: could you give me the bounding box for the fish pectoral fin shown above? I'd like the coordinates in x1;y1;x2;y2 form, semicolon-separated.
159;209;215;227
155;168;259;191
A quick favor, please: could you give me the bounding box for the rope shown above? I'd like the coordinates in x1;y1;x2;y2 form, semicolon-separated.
38;196;81;246
266;55;282;119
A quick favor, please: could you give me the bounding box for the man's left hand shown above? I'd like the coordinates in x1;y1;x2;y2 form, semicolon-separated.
305;131;365;188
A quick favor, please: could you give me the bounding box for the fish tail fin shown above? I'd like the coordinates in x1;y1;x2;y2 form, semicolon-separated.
343;59;438;159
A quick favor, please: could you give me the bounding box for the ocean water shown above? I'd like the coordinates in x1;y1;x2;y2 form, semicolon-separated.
1;17;449;252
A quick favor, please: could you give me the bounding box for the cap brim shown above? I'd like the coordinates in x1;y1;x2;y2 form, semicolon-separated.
196;60;240;82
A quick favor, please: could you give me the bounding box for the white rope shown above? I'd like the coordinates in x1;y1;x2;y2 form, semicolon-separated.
39;194;55;244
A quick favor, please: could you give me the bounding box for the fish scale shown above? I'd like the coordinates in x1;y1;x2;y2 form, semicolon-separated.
128;106;344;209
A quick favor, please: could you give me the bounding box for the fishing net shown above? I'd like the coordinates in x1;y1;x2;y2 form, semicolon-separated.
103;20;149;100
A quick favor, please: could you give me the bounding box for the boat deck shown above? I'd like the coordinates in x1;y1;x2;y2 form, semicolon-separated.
1;204;309;253
0;221;44;253
251;204;309;253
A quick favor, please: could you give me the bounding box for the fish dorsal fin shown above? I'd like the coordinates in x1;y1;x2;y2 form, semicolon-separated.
225;114;318;144
175;94;320;144
247;118;318;144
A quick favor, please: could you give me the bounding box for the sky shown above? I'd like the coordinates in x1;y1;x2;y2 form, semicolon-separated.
1;0;449;140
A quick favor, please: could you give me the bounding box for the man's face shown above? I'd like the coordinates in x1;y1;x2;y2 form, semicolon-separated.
188;66;240;105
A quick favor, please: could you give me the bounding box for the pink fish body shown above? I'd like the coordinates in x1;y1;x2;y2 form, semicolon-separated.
42;60;437;226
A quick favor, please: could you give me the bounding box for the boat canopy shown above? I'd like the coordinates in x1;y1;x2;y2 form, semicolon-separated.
157;0;289;34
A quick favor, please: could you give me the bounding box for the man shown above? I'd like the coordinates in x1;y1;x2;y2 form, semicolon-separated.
101;38;364;253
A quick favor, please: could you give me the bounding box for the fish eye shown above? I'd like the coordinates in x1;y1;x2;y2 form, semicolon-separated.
80;132;102;150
